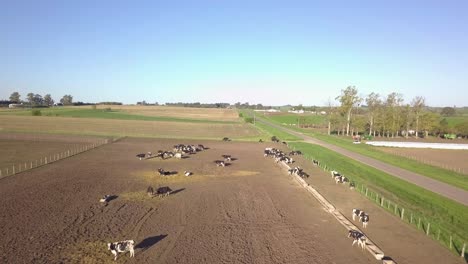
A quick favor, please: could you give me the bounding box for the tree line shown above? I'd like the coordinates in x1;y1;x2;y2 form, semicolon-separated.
6;92;73;107
327;86;468;138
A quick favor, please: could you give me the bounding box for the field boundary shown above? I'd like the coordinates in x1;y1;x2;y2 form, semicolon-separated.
0;137;119;181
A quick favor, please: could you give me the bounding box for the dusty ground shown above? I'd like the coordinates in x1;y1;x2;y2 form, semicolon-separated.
378;147;468;174
0;138;463;264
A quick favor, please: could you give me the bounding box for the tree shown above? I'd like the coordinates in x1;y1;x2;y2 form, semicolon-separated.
401;104;412;138
27;93;35;106
44;94;54;106
365;92;381;135
440;107;456;116
9;92;21;103
384;92;403;137
411;96;425;138
33;94;44;106
455;122;468;137
335;86;362;136
60;95;73;105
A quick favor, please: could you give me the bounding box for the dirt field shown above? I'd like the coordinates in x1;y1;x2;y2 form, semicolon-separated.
378;147;468;174
0;138;463;263
0;134;103;169
0;115;262;139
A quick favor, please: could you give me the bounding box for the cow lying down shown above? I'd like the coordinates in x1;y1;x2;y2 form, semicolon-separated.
107;240;135;260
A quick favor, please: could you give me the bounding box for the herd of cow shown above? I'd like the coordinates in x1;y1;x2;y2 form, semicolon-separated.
264;143;372;253
103;140;240;260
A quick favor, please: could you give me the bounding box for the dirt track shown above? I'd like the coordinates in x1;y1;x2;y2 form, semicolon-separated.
0;138;377;264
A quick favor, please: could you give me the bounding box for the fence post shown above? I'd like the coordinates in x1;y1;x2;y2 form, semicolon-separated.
381;197;384;206
426;223;431;235
24;162;27;170
401;208;405;220
437;229;441;240
418;218;421;229
394;204;398;215
12;165;15;174
0;169;2;177
376;193;379;202
462;243;466;258
45;157;48;164
450;236;453;249
410;213;413;224
6;168;9;175
30;162;32;169
365;188;368;196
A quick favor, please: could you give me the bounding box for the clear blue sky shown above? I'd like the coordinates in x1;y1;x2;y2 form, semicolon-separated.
1;0;467;106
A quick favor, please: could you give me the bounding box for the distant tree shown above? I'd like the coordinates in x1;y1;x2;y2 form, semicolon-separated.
437;118;450;136
411;96;425;138
27;93;35;106
440;107;456;116
44;94;54;106
60;95;73;105
33;94;44;106
401;104;413;138
9;92;21;103
365;92;381;136
335;86;362;136
384;92;404;137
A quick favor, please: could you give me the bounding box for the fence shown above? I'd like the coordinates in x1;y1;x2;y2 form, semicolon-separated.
0;138;112;180
300;153;467;261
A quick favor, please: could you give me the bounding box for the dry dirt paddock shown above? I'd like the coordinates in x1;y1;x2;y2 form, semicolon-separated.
0;138;377;264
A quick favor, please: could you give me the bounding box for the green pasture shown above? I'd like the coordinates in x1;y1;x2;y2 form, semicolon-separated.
0;107;236;124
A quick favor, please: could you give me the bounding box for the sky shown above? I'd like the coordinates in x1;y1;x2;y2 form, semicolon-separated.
1;0;467;106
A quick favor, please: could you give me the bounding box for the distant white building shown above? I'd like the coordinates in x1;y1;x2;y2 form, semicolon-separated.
8;103;23;108
254;109;280;113
288;109;305;114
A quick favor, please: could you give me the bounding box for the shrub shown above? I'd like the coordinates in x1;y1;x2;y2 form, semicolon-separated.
31;109;42;116
244;117;254;123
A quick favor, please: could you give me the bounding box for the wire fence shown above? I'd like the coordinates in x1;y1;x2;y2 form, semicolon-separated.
300;153;467;261
0;138;111;180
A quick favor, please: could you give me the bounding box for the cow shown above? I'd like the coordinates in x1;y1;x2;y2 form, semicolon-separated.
174;153;183;159
331;170;341;178
349;181;356;189
360;214;370;228
352;208;365;221
184;171;192;177
312;159;319;166
156;186;172;197
157;168;171;176
348;230;366;249
222;155;232;162
214;160;226;167
107;240;135;260
100;194;111;203
162;151;174;159
222;137;231;142
136;153;146;160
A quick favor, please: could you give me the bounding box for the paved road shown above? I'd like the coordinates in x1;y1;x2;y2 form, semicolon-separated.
258;118;468;206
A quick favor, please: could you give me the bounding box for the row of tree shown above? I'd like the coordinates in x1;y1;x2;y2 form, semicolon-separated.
329;86;467;138
9;92;73;106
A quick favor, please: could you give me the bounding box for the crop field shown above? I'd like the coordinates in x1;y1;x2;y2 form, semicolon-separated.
0;138;463;263
0;115;264;140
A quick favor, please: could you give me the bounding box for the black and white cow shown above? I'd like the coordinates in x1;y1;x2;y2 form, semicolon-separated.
157;168;171;176
136;153;146;160
312;159;319;166
222;155;232;162
107;240;135;260
352;208;365;221
214;160;226;167
184;171;192;177
100;194;111;203
331;170;341;178
348;230;366;249
360;214;370;228
349;181;356;189
156;186;172;197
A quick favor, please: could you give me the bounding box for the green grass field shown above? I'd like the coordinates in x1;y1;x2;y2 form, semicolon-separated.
260;114;468;191
0;107;237;124
264;113;326;126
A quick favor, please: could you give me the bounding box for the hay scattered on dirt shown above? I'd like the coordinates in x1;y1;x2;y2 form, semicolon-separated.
231;170;260;177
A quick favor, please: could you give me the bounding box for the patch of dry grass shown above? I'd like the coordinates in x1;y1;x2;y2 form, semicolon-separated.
63;241;116;264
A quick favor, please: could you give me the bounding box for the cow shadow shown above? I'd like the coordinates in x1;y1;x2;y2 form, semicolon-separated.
107;195;119;202
136;234;167;252
224;163;232;167
170;188;185;195
230;158;238;161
